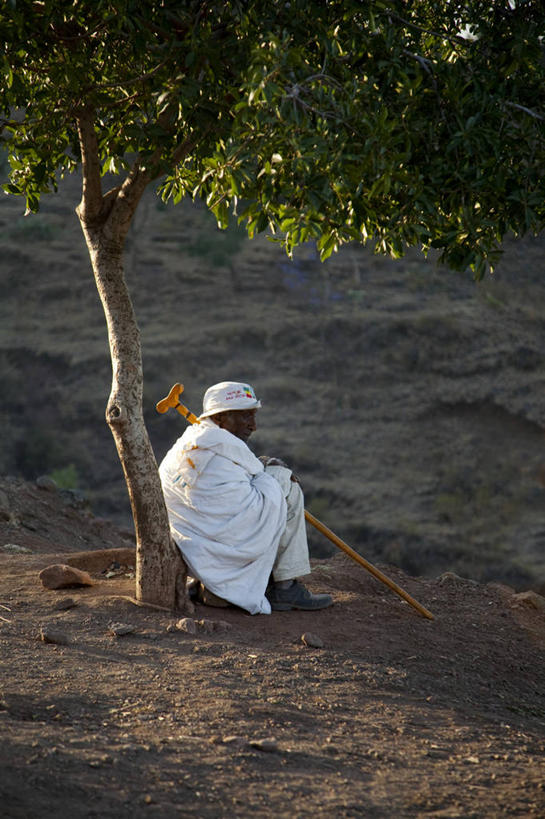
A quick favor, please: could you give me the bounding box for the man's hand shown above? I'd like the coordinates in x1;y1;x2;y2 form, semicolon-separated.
258;455;288;468
259;455;300;483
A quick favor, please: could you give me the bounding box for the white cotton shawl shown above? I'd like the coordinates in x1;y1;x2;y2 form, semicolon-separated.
159;419;287;614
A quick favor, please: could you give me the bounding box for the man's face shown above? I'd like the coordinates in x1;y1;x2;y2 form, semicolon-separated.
214;408;257;442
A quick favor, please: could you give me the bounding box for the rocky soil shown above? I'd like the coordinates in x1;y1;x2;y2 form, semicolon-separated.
1;478;545;818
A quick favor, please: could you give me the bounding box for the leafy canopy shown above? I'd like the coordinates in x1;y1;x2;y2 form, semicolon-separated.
2;0;545;275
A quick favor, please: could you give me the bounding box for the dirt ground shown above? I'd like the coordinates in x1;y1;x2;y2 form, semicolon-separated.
1;478;545;818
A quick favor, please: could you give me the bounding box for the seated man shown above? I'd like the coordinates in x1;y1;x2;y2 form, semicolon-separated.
159;381;332;614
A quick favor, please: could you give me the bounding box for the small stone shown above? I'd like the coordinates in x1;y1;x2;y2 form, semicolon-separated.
301;632;324;648
250;737;278;753
512;591;545;612
222;735;245;746
36;475;58;492
175;618;197;634
108;622;136;637
53;598;77;611
39;626;69;645
39;564;95;590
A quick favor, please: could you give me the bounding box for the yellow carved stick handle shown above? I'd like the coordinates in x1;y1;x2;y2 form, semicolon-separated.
155;383;200;425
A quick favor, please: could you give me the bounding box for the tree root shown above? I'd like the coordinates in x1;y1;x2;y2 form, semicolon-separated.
101;594;195;615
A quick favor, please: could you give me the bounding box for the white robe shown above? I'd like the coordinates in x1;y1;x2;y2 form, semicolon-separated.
159;419;287;614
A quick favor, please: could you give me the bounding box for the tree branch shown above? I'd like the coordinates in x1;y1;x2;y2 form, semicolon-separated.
504;100;545;121
300;73;344;91
386;10;470;47
147;124;215;184
93;59;170;92
171;133;203;168
402;49;433;74
76;106;104;224
106;158;150;242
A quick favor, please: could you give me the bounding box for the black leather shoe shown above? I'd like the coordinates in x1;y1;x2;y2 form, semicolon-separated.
266;580;333;611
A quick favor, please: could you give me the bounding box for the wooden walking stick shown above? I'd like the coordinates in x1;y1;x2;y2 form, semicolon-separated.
304;510;434;620
156;383;434;620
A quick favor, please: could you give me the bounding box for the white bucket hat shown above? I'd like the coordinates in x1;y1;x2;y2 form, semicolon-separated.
199;381;262;419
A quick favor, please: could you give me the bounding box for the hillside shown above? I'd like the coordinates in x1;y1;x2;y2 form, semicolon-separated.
0;483;545;817
2;171;545;589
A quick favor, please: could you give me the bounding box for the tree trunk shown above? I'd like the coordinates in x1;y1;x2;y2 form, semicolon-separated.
78;221;188;610
74;109;189;610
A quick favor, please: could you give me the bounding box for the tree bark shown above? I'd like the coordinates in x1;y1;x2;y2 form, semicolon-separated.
75;108;188;610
